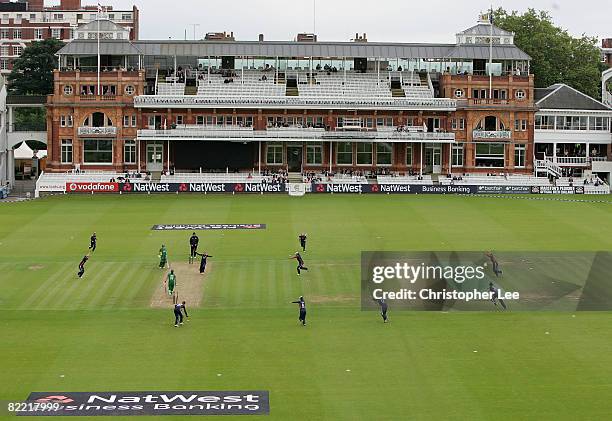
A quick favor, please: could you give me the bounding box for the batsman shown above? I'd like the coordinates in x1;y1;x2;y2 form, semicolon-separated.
166;269;178;304
159;244;168;269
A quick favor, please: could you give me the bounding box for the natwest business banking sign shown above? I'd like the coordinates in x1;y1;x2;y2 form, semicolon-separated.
65;182;119;193
24;390;269;416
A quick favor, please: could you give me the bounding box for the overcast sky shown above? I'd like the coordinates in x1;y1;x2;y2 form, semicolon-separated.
69;0;610;43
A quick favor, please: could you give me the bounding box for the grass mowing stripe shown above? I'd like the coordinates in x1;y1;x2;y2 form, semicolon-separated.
101;264;142;309
37;263;113;310
86;262;130;308
117;266;156;309
18;262;73;310
70;263;115;309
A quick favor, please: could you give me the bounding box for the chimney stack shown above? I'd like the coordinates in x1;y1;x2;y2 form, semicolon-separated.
60;0;82;10
28;0;45;11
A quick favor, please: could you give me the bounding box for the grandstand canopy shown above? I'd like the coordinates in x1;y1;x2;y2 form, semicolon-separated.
57;39;530;61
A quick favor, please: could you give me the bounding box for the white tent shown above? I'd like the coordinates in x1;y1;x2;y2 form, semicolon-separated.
13;142;47;160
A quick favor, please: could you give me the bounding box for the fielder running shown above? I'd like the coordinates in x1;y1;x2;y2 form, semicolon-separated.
89;232;97;252
374;298;389;323
290;252;308;275
489;282;508;310
298;233;307;252
77;254;90;278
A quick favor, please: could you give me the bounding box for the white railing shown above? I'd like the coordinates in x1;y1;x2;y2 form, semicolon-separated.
78;127;118;136
134;95;457;111
472;130;512;140
137;127;456;143
550;156;607;166
535;159;562;177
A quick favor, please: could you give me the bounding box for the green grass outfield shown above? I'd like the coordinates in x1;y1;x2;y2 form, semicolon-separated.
1;194;612;420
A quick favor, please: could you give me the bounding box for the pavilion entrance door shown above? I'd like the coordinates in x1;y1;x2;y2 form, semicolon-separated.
424;144;442;174
146;142;164;172
287;144;303;172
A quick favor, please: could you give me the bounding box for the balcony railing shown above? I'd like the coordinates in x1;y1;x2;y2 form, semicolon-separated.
134;95;457;111
553;156;607;166
137;126;456;143
472;130;512;140
78;127;118;136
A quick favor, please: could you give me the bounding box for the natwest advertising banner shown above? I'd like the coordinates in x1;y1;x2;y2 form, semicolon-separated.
118;183;287;194
65;182;119;193
311;184;477;194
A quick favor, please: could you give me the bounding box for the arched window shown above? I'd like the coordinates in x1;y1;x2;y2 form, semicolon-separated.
476;116;505;131
85;112;113;128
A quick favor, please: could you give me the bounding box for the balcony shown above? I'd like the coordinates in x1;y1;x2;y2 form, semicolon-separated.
552;156;608;167
133;95;457;111
472;130;512;140
137;126;456;143
78;127;118;136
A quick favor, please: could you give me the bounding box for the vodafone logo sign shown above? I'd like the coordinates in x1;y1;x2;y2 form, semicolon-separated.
66;183;119;193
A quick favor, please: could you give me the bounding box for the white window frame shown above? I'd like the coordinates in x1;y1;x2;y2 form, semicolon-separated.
336;142;353;166
356;142;373;166
452;144;464;167
514;144;526;168
61;139;73;164
266;142;283;165
376;142;393;166
306;144;323;165
124;139;137;164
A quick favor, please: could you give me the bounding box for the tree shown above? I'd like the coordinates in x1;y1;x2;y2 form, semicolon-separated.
493;8;607;99
7;38;64;96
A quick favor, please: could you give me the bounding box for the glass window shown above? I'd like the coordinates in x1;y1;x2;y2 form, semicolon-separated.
514;145;526;168
336;142;353;165
196;116;204;125
536;115;554;130
266;143;283;165
12;46;23;56
589;116;610;131
51;28;61;39
61;139;72;163
406;145;413;165
452;145;464;167
376;143;392;165
176;115;183;125
83;139;113;164
475;143;505;168
131;116;137;127
306;144;322;165
124;140;136;164
356;143;373;165
123;116;130;128
13;29;21;39
35;29;43;40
